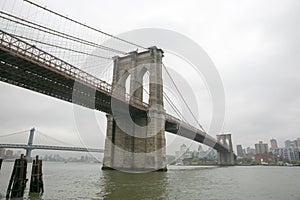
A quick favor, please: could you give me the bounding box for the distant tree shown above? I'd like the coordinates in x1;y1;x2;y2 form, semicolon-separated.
191;158;200;165
251;160;260;165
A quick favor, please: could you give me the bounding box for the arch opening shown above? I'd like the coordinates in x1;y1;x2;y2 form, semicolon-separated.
125;73;131;98
142;71;150;104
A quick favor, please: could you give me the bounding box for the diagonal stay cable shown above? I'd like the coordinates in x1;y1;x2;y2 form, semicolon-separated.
36;130;76;147
0;11;126;55
0;129;29;137
162;63;205;132
10;33;111;60
143;71;187;123
24;0;148;51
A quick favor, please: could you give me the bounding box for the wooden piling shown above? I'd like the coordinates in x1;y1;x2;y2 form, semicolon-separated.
6;154;28;198
29;155;44;194
0;158;2;171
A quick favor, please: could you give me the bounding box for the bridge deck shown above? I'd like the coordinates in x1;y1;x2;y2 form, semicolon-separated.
0;144;103;153
0;29;229;153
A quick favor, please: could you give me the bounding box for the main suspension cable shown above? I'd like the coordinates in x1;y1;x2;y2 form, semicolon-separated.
23;0;148;51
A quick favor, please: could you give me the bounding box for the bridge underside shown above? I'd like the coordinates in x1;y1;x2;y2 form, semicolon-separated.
165;120;228;152
0;48;131;114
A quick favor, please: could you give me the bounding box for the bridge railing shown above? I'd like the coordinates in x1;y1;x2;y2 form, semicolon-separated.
0;29;149;110
0;30;110;93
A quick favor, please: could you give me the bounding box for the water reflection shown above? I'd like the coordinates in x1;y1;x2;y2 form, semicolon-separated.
100;171;169;200
27;192;44;200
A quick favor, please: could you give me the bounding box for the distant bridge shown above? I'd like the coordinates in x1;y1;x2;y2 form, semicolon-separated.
0;128;104;158
0;143;103;153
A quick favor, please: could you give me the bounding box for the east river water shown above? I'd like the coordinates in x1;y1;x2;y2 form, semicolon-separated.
0;162;299;200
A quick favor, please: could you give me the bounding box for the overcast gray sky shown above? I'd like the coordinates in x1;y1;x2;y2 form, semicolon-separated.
0;0;299;155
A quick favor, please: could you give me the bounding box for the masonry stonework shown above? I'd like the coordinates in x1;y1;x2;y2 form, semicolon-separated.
216;134;235;165
102;47;167;171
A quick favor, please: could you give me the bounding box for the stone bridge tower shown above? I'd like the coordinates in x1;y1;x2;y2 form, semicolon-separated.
216;134;235;165
102;46;167;172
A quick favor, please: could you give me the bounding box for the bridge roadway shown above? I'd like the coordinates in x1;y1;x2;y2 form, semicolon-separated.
0;143;104;153
0;29;229;153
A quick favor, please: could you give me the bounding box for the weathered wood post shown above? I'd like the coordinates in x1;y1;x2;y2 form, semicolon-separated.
29;155;44;194
0;158;2;171
6;154;28;198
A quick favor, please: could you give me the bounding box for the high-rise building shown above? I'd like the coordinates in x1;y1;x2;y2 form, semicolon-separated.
272;138;300;161
242;149;246;156
5;150;13;157
246;147;255;155
272;147;300;161
270;138;278;150
198;144;204;152
236;144;244;157
180;144;187;152
255;141;268;154
294;138;300;148
175;144;193;160
285;140;293;148
284;148;300;160
285;139;300;148
0;148;5;157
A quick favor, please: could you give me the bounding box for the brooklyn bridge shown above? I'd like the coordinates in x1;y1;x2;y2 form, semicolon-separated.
0;0;235;171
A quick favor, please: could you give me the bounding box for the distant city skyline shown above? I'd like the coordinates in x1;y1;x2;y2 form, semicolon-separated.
237;137;300;151
236;137;300;162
